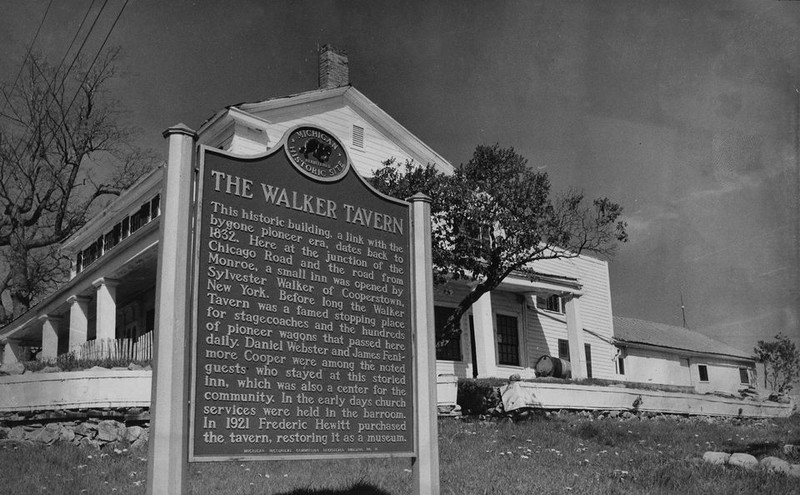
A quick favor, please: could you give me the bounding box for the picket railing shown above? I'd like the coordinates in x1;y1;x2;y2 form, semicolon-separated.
71;331;154;362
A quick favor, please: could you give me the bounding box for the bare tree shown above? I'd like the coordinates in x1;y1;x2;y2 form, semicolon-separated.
0;49;154;324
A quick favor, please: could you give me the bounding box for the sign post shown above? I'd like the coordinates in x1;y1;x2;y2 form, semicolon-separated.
147;124;197;495
410;193;439;495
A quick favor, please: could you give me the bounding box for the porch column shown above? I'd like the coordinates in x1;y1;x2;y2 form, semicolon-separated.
93;278;120;342
564;294;587;379
472;291;496;378
2;339;23;364
67;295;91;351
39;315;61;362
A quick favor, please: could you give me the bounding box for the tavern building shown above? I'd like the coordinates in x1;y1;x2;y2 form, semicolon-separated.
0;45;756;396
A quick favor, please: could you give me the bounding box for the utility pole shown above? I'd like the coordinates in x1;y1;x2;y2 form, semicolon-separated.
794;87;800;336
680;292;687;329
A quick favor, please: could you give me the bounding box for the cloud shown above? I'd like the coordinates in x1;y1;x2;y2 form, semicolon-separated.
686;172;761;202
701;306;800;352
622;207;680;245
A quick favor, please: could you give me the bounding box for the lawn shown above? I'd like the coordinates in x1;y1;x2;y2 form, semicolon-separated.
1;413;799;494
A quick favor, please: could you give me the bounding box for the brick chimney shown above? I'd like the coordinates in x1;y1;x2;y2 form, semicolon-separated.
318;44;349;89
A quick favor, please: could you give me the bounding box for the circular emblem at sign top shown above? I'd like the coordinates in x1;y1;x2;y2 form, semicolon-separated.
286;126;349;181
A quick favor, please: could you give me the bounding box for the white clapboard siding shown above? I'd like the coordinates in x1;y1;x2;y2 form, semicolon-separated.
526;254;616;380
429;253;617;381
226;97;447;179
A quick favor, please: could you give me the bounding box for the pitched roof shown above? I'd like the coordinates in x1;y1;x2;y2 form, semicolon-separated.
197;85;454;174
613;316;753;361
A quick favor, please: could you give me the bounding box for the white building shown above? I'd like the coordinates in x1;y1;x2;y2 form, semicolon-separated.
433;255;618;382
0;46;439;363
612;316;756;394
2;46;754;401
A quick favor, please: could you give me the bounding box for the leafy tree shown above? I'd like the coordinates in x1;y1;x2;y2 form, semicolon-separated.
371;144;628;346
754;333;800;393
0;49;154;324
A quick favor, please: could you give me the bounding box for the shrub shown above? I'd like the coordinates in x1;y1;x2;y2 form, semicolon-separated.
457;378;505;415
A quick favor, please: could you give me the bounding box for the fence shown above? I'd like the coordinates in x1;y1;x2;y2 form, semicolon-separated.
71;331;154;362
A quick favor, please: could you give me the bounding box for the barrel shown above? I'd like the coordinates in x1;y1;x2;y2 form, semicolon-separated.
534;355;572;379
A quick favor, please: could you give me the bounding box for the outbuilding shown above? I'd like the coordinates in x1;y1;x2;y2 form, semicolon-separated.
612;316;757;395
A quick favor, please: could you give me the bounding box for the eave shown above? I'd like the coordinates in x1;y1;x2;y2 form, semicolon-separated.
614;339;756;364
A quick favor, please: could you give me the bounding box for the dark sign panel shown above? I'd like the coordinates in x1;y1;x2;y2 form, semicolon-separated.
189;126;414;460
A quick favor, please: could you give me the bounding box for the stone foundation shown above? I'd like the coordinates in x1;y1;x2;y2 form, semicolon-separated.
0;407;149;450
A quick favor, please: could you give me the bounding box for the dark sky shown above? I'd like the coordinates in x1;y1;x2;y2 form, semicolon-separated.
2;0;798;354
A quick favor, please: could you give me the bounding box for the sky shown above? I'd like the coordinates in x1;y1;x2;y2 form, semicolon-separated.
1;0;798;355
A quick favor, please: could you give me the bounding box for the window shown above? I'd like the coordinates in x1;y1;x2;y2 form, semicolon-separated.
584;343;593;379
617;356;625;375
104;223;122;251
74;195;161;275
434;306;461;361
739;367;750;385
536;294;563;313
81;238;102;269
698;365;709;382
150;194;161;218
558;339;570;361
496;314;519;366
130;202;151;233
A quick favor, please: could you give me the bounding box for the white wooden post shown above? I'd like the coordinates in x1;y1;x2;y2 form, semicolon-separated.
410;193;439;495
2;339;23;364
67;295;91;352
564;295;586;379
39;315;61;362
146;124;196;495
93;278;120;343
472;292;496;378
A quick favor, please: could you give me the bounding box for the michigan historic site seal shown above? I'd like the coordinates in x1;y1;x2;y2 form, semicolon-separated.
286;126;349;181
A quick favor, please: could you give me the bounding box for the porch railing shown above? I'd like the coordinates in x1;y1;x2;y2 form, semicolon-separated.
71;331;154;362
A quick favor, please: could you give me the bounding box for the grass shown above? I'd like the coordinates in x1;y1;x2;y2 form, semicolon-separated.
2;413;799;494
22;354;151;373
22;354;151;372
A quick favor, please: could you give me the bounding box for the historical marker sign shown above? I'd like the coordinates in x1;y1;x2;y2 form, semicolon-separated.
189;126;414;460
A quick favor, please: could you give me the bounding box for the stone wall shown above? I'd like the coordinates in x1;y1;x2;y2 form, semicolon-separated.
0;407;149;450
